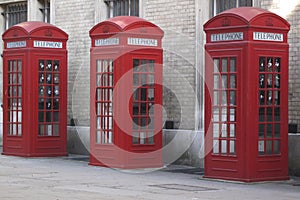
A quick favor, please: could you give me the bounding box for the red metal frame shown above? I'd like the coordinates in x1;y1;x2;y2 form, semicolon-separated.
204;7;290;182
2;22;68;157
89;16;164;168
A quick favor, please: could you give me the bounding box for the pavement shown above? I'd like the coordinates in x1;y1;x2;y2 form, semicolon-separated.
0;152;300;200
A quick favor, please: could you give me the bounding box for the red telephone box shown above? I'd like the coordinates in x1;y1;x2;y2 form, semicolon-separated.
2;22;68;157
204;7;290;182
89;16;164;168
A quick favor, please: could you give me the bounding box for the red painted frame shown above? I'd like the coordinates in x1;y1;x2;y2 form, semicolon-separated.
2;22;68;157
89;16;164;168
204;7;290;182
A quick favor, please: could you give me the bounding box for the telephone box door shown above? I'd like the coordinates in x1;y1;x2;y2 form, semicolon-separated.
3;55;26;154
205;50;243;179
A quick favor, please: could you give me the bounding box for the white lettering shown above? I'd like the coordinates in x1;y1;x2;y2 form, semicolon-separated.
95;38;119;46
253;32;283;42
211;32;243;42
34;40;63;48
7;41;26;48
128;37;158;47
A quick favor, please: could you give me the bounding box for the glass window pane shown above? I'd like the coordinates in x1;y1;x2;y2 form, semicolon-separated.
259;74;265;88
213;140;219;154
133;117;139;129
53;112;59;122
214;59;220;72
96;131;101;143
17;124;22;136
274;124;280;138
222;75;228;88
213;91;219;105
230;75;236;88
258;140;264;155
239;0;252;6
221;140;227;153
266;124;272;138
221;107;227;121
148;132;154;144
230;140;235;154
229;108;236;122
274;107;280;121
133;59;139;70
259;91;265;105
259;108;265;122
267;74;272;88
230;58;236;72
141;74;147;85
221;91;227;105
133;74;139;86
259;57;266;72
148;74;154;84
213;108;219;122
275;58;280;72
267;58;273;71
53;124;59;136
230;91;236;105
216;0;237;14
148;88;154;100
267;90;272;105
46;125;52;136
222;58;227;72
214;75;219;89
140;132;146;144
266;107;273;122
266;140;273;154
39;125;45;136
221;123;227;137
274;140;280;154
259;124;264;138
213;123;220;138
149;60;155;72
275;91;280;105
230;124;235;137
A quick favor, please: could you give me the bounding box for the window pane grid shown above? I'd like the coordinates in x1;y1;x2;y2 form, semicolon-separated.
38;60;60;136
96;59;114;144
105;0;139;17
132;59;155;145
7;60;22;136
212;57;237;155
39;0;50;23
3;3;28;29
258;56;281;155
213;0;252;16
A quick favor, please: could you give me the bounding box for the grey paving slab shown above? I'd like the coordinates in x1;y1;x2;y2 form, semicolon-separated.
0;153;299;200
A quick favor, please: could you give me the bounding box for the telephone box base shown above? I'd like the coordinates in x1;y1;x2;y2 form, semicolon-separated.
203;175;289;183
89;154;163;169
2;151;67;157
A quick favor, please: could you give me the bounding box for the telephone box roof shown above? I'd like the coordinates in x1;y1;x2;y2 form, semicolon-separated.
2;21;68;39
204;7;290;31
90;16;164;37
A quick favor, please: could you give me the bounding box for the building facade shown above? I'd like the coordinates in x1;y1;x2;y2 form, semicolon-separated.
0;0;299;167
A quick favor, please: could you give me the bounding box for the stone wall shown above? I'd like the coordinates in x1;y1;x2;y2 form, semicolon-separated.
53;0;95;126
144;0;197;130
